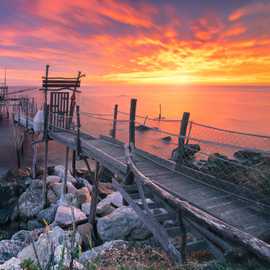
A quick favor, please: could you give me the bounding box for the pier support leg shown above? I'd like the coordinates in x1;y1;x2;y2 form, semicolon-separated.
61;147;70;202
42;137;48;208
72;150;76;177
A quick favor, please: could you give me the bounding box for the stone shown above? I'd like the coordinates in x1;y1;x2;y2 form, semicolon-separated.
0;257;22;270
77;223;93;249
96;204;116;217
11;230;31;246
98;183;114;197
17;226;80;268
97;206;151;242
79;240;128;266
81;202;91;216
18;180;43;219
46;175;61;187
97;191;123;210
27;219;43;230
54;244;71;265
48;189;58;204
37;205;57;224
55;206;87;227
161;136;172;142
54;165;77;185
0;240;24;264
65;193;80;208
76;187;91;205
0;169;31;224
49;182;78;198
234;149;264;165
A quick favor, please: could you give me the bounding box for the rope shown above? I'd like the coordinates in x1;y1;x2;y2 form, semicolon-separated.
192;121;270;140
7;87;39;95
118;110;180;122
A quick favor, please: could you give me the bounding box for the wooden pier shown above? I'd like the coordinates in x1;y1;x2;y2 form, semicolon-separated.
7;66;270;264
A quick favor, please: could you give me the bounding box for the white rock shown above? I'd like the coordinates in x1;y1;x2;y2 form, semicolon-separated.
97;191;123;210
54;166;77;184
0;257;22;270
97;206;150;242
79;240;127;266
81;202;91;216
33;110;44;133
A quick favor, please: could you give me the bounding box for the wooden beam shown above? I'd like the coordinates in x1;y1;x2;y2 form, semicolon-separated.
129;99;137;146
111;104;118;139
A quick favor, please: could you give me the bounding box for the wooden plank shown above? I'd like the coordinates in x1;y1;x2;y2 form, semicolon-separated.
112;178;182;263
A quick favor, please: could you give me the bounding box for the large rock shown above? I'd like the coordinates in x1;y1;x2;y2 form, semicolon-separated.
18;180;43;219
77;223;93;249
54;165;77;185
76;187;91;205
55;205;87;227
0;257;22;270
97;206;150;242
27;219;43;230
81;202;91;216
49;182;78;198
11;230;31;247
37;205;58;224
0;240;24;264
79;240;127;266
46;175;61;187
0;169;31;224
18;226;80;268
97;191;123;210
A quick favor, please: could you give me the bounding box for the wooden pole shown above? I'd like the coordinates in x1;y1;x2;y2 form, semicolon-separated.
159;104;162;121
61;147;70;201
89;161;100;225
175;112;190;169
42;65;50;208
111;104;118;139
129;99;137;146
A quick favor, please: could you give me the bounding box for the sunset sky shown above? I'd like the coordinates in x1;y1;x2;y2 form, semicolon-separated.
1;0;270;85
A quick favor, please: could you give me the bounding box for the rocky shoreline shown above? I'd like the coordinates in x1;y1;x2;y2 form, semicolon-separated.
1;165;209;270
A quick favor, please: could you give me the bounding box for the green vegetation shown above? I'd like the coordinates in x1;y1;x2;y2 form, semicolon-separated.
20;259;39;270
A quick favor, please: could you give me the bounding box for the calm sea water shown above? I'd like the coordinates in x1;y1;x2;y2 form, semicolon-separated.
9;84;270;160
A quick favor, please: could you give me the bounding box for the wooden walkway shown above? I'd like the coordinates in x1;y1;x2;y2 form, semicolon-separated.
14;113;270;263
51;131;270;239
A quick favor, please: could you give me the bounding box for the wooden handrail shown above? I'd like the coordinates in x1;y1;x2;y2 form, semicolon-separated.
125;144;270;263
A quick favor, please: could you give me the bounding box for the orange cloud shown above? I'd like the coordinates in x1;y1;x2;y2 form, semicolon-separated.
229;2;270;21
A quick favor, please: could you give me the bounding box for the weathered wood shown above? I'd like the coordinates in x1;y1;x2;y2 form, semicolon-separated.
112;178;182;263
89;161;100;226
61;147;70;201
129;99;137;146
126;146;270;263
176;112;190;168
111;104;118;139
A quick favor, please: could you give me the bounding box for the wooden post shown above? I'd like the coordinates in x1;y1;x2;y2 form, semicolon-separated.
72;150;76;177
42;65;50;208
26;99;29;129
111;104;118;139
42;104;49;208
89;161;100;226
158;104;162;121
61;147;70;201
175;112;190;169
129;99;137;146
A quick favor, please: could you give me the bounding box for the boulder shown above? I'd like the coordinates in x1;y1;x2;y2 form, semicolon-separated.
49;182;78;198
48;189;58;204
18;180;43;219
98;183;114;197
54;165;77;185
77;223;93;249
97;191;123;210
11;230;31;246
75;187;91;205
37;205;58;224
81;202;91;216
46;175;61;187
0;257;22;270
79;240;128;266
55;206;87;227
27;219;43;230
0;240;24;264
0;169;31;224
65;193;80;208
18;226;80;268
97;206;151;242
234;149;264;165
